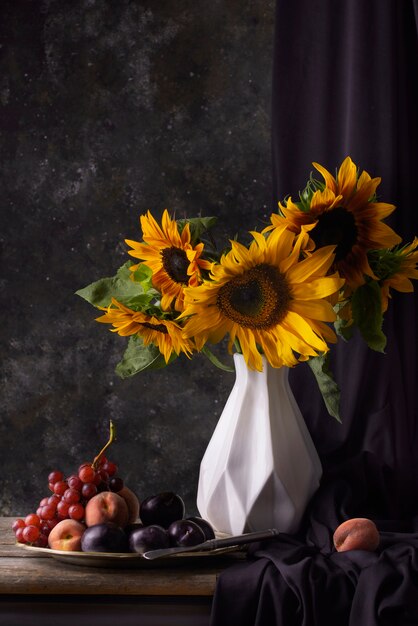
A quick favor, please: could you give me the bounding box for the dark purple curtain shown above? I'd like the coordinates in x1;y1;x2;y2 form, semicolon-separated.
211;2;418;624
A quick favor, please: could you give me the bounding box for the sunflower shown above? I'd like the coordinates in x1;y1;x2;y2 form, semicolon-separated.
125;210;213;312
180;226;344;371
378;238;418;312
271;157;402;290
96;298;193;363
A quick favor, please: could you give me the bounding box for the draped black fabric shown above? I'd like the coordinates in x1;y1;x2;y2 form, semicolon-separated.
211;2;418;624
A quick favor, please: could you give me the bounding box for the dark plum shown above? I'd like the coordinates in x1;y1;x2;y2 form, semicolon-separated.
186;516;215;541
139;492;185;529
81;522;129;553
128;524;170;554
167;519;206;547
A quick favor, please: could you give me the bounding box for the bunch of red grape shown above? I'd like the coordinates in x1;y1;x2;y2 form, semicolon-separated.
12;456;123;547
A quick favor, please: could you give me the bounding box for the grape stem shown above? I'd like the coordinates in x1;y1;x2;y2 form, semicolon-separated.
92;420;116;469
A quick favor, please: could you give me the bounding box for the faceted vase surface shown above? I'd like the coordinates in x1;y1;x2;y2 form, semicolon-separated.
196;353;323;536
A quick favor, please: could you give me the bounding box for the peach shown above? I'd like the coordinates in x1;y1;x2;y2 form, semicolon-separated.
85;491;129;528
333;517;380;552
48;519;86;551
118;486;140;524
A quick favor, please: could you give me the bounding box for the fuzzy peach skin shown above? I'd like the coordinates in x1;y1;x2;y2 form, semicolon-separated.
118;486;140;524
84;491;129;528
48;519;86;551
333;517;380;552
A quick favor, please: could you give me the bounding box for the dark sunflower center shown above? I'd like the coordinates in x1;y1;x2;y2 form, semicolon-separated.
161;247;189;284
139;322;168;334
217;264;292;329
311;206;358;261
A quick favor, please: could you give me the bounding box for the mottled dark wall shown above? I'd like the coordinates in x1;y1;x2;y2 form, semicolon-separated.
0;1;275;515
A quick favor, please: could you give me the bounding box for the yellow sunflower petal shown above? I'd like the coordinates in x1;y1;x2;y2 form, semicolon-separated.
283;310;330;352
286;245;336;283
336;156;358;200
369;222;402;248
312;161;337;194
291;274;344;300
310;188;340;214
237;327;263;371
290;299;336;322
385;275;415;292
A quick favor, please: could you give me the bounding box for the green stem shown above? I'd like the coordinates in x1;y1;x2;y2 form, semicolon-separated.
92;420;116;469
233;338;242;354
201;346;234;372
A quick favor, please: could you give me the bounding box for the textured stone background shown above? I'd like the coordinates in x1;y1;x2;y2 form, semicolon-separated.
0;0;275;516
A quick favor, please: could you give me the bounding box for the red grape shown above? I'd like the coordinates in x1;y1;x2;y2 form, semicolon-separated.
68;503;84;521
40;504;57;520
102;461;117;476
23;525;40;543
92;471;102;486
40;523;51;537
47;495;60;507
67;475;83;491
98;469;109;483
12;519;25;533
39;497;49;506
56;500;70;518
81;483;97;499
48;470;64;484
15;527;25;543
46;518;59;530
78;465;95;483
53;481;68;496
25;513;41;528
63;488;81;504
34;534;48;548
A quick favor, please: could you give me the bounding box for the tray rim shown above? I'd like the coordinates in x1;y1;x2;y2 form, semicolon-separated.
15;540;243;566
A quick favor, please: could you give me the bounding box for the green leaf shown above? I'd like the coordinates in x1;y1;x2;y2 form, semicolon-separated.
123;293;156;311
115;336;175;378
75;262;143;308
201;345;235;372
351;281;387;352
176;216;218;244
131;263;154;292
334;317;354;342
307;353;342;422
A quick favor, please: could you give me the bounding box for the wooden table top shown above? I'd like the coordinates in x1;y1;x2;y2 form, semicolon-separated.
0;517;243;597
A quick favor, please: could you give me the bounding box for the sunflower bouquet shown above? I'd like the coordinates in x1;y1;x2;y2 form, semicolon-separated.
76;157;418;419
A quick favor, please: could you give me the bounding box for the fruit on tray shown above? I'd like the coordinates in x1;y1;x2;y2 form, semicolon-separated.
48;519;86;551
333;517;380;552
12;421;216;554
167;519;206;547
118;486;140;524
139;491;185;528
12;421;139;549
128;524;170;554
186;516;216;540
81;522;129;553
84;491;129;528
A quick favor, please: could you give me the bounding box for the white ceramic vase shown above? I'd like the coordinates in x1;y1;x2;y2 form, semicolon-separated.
196;353;323;536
